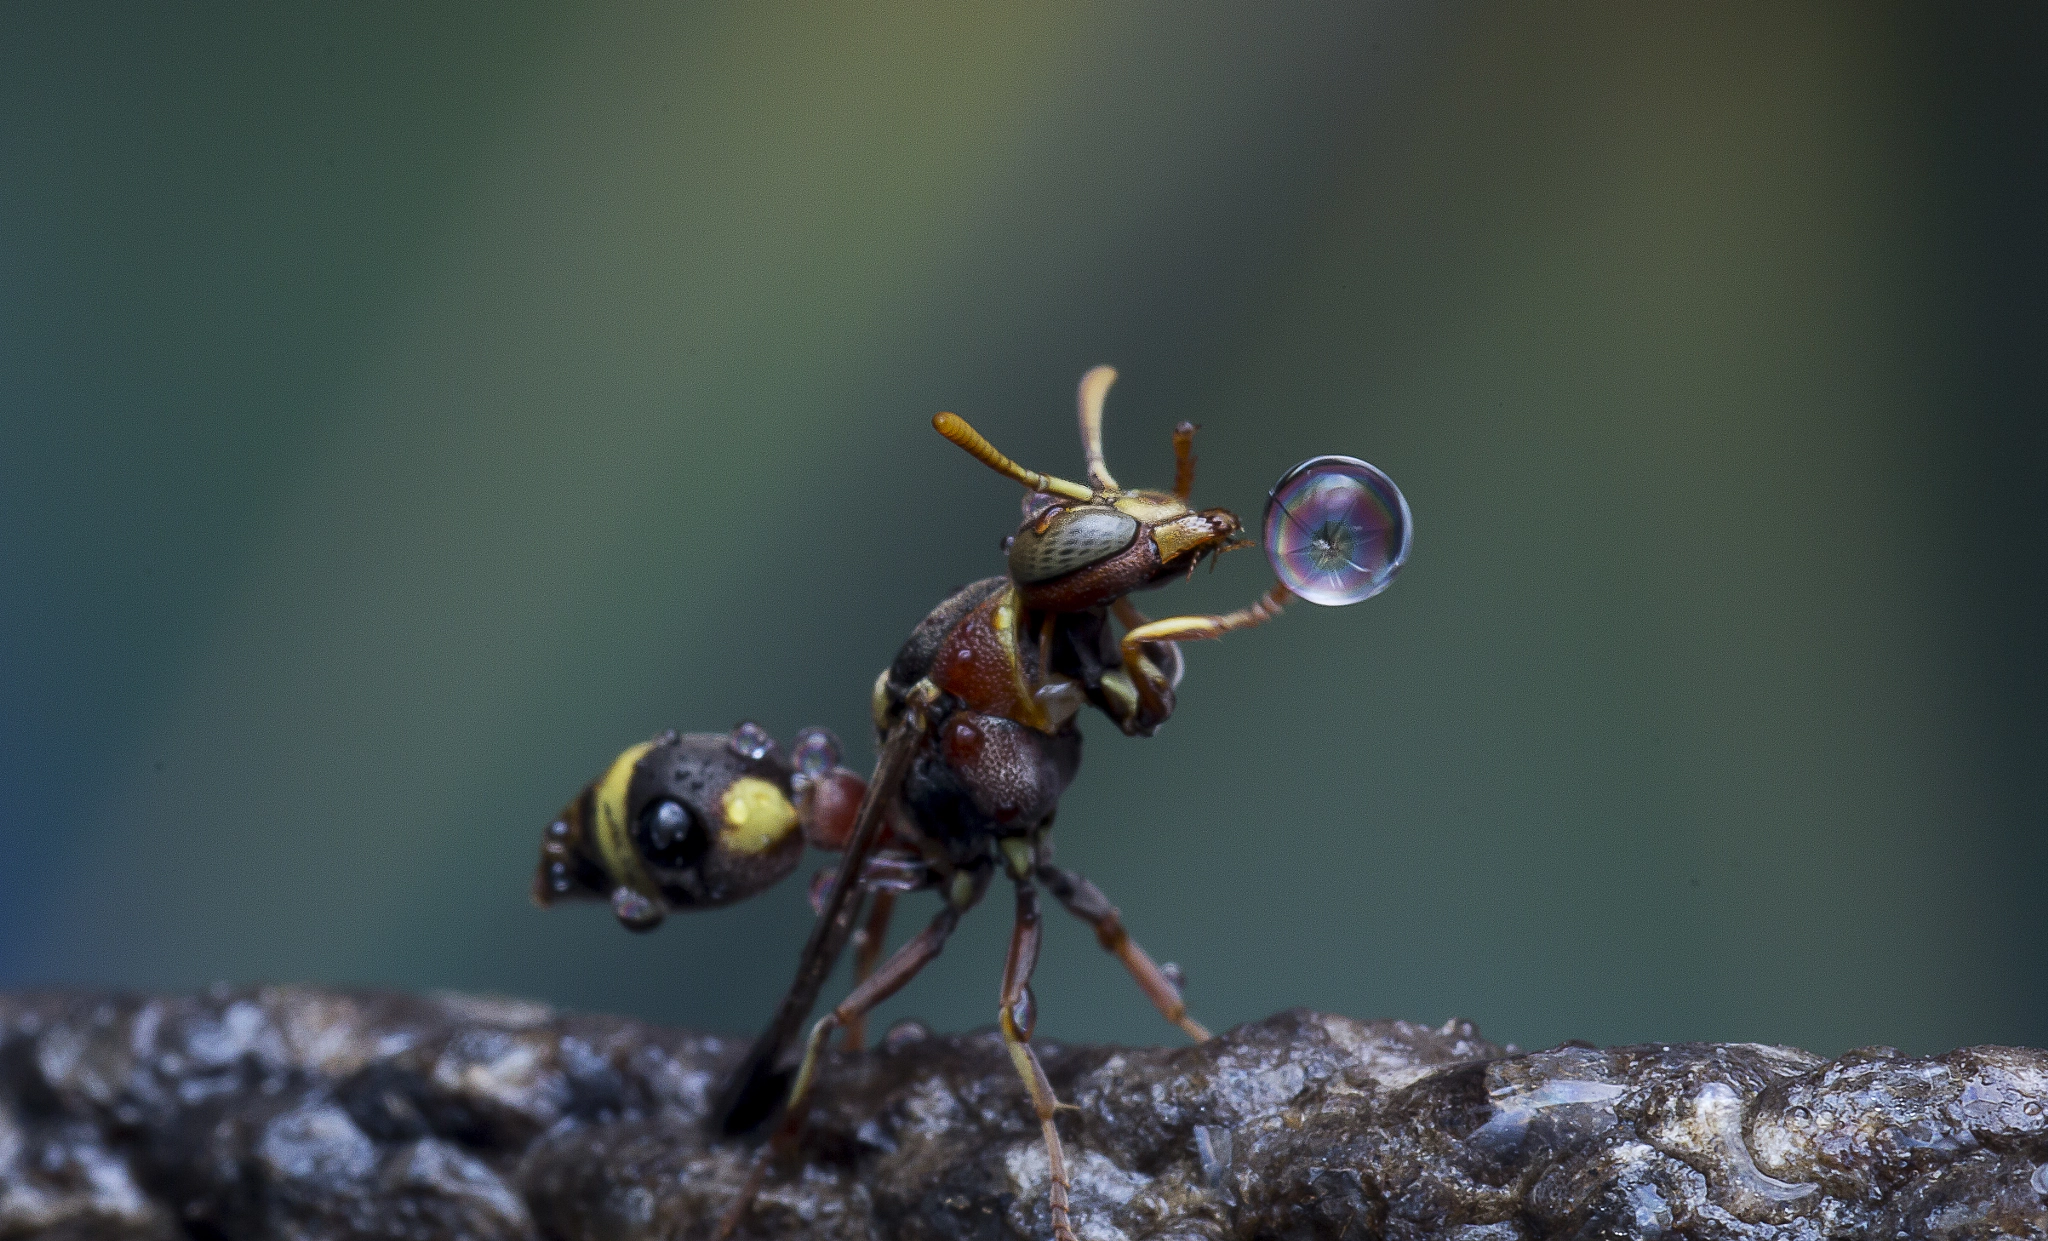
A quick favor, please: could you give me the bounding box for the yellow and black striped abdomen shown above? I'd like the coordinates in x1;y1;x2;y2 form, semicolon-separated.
535;726;803;931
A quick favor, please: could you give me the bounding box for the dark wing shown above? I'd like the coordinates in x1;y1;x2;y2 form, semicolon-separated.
715;711;923;1135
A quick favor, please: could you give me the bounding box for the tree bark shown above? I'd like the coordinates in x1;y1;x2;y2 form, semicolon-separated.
2;988;2043;1239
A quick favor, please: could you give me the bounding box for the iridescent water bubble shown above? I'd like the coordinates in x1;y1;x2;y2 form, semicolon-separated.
789;727;841;793
807;867;836;916
609;886;662;932
1262;455;1411;606
727;720;778;762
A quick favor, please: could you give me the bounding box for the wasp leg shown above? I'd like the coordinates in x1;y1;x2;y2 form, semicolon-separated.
1000;879;1078;1241
1171;420;1197;500
716;896;969;1241
840;889;897;1052
1117;582;1293;723
1111;599;1183;699
1038;863;1210;1042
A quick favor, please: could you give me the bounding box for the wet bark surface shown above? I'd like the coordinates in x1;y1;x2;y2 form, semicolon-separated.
3;987;2044;1240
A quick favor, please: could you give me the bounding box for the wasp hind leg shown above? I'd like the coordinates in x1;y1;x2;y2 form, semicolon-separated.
999;877;1079;1241
714;894;969;1241
1038;863;1209;1042
839;889;897;1052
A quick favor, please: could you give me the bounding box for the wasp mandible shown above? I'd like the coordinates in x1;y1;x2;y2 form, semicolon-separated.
533;367;1412;1241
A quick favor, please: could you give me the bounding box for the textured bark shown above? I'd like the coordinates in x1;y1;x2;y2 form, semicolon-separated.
2;988;2044;1240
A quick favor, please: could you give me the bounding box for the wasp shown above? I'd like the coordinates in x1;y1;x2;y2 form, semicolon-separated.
533;367;1411;1240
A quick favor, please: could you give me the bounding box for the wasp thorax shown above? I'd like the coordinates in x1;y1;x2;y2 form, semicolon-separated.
1006;505;1139;584
532;731;805;930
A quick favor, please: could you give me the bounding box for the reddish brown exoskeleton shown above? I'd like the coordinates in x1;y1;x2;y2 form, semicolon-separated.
534;367;1412;1241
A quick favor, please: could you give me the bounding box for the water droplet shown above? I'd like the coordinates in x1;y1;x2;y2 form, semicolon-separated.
728;721;777;762
647;799;686;843
790;728;841;789
862;854;927;892
1694;1082;1816;1204
610;887;662;932
637;798;707;870
1262;455;1411;606
1161;961;1186;991
807;868;836;915
882;1019;930;1052
1194;1125;1234;1190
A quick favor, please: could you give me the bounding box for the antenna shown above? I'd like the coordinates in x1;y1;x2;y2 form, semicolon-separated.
1076;365;1119;492
932;412;1095;503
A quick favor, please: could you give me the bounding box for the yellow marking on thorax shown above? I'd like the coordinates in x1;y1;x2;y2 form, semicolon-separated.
1113;491;1190;524
871;667;893;731
595;741;662;903
719;777;799;854
991;586;1049;732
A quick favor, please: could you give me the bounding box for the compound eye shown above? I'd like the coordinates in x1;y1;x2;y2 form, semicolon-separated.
1008;506;1140;584
638;797;709;870
1263;455;1412;605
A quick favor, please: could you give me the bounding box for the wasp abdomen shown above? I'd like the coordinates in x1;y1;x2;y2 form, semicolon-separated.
534;728;807;930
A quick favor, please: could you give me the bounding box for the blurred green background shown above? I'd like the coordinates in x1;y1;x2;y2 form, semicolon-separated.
3;3;2042;1059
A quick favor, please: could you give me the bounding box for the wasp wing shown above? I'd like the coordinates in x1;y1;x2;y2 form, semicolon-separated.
715;711;922;1135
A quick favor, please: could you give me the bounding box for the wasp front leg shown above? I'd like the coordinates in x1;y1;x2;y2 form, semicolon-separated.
840;889;897;1051
716;872;981;1241
1091;599;1183;736
1116;583;1292;725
